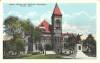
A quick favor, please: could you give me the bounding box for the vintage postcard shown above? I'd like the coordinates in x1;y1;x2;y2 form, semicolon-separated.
1;0;100;63
3;3;96;59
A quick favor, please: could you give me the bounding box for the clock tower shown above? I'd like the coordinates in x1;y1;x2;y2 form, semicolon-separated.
51;4;62;53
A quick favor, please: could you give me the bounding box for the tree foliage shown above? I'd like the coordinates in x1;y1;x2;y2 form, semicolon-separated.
3;16;43;58
83;34;96;57
3;16;33;57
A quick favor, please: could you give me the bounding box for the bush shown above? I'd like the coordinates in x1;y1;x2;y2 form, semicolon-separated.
45;44;52;50
32;52;40;55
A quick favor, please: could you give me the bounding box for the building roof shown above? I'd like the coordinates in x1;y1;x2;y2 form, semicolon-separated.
53;4;62;16
39;20;51;32
62;32;69;36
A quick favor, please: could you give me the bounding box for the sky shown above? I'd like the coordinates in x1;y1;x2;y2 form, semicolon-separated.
3;3;96;38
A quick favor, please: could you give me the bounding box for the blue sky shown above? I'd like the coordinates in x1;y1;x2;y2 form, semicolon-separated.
3;3;96;36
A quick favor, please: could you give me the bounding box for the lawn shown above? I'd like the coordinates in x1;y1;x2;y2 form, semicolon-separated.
20;54;62;59
4;53;64;59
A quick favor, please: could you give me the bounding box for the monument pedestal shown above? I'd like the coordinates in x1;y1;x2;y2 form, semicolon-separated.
75;44;88;58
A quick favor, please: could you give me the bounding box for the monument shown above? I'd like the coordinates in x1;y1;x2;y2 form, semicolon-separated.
75;34;88;58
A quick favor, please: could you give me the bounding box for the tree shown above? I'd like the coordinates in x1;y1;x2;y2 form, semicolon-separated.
14;34;25;55
3;40;11;58
20;19;35;53
33;28;43;52
3;16;43;57
83;34;96;57
34;28;42;43
3;16;25;58
4;16;21;37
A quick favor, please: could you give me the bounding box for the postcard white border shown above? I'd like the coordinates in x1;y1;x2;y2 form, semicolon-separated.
0;0;100;63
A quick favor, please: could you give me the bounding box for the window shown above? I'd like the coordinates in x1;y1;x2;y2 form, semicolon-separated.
56;19;60;23
79;46;81;50
56;19;61;28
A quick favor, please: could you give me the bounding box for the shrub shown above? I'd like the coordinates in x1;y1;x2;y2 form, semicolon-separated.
32;52;40;55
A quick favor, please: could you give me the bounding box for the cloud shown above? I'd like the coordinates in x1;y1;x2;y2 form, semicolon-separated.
30;10;53;26
63;11;95;18
62;23;95;35
6;11;37;20
25;12;37;19
31;20;40;26
38;10;96;36
63;11;96;25
62;11;96;35
7;11;22;18
40;10;52;24
62;23;88;34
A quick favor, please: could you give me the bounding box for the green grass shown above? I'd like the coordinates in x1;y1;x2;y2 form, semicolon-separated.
20;54;62;59
4;54;32;59
4;54;64;59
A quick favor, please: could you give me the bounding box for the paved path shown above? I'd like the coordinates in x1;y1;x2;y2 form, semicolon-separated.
61;52;96;59
45;51;56;54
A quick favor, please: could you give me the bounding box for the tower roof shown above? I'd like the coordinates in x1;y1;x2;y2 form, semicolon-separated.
53;4;62;16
